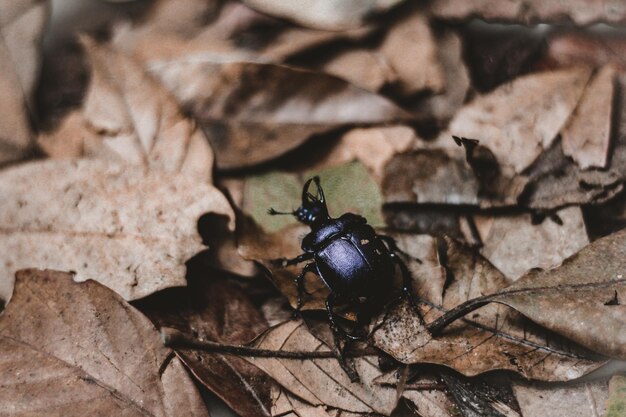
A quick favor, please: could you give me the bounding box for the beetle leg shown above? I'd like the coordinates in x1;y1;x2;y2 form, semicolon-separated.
379;235;422;264
326;294;360;382
390;252;425;325
271;252;314;268
293;262;316;316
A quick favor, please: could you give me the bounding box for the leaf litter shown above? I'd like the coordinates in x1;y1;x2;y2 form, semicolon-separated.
2;1;626;416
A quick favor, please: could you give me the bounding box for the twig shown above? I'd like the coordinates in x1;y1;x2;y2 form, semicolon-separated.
161;327;376;359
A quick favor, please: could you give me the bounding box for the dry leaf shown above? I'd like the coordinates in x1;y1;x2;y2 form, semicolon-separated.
271;385;336;417
488;227;626;359
546;32;626;71
372;238;605;381
323;126;417;181
562;64;616;169
40;40;215;182
146;58;410;170
135;276;272;417
438;67;592;175
0;0;48;164
519;138;623;210
431;0;626;25
241;0;404;30
413;30;470;122
512;379;608;417
0;269;209;417
383;148;481;205
0;159;234;302
320;48;394;92
463;207;589;280
246;320;398;415
379;11;444;95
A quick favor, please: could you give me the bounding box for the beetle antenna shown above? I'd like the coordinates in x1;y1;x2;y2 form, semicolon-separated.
268;208;295;215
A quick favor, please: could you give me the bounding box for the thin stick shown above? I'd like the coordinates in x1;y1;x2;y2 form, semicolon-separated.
161;327;375;359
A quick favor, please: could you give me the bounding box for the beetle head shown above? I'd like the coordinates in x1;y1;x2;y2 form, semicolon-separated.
268;176;329;225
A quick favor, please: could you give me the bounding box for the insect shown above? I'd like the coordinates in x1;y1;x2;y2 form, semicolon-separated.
268;176;420;345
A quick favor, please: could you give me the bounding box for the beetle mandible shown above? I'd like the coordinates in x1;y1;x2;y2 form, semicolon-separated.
268;176;421;341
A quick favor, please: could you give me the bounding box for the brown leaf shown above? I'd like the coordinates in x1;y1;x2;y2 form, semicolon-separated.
519;138;623;210
0;269;209;417
320;48;395;92
383;148;481;205
562;64;616;169
40;39;215;182
246;320;398;415
239;222;329;311
135;276;272;417
379;11;444;96
241;0;404;30
271;385;339;417
512;379;609;417
412;30;470;122
0;159;234;302
146;59;410;170
0;0;48;164
372;238;605;381
463;207;589;280
322;126;417;182
431;0;626;25
438;67;592;175
489;227;626;359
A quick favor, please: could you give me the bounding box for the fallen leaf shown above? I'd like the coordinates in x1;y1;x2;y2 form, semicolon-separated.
246;320;398;415
606;374;626;417
271;385;336;417
320;48;395;92
463;207;589;280
546;32;626;71
487;227;626;360
562;64;616;169
412;30;470;123
512;379;609;417
146;59;410;170
241;0;404;30
438;67;592;175
379;11;444;95
382;148;481;205
518;138;623;210
0;0;48;164
40;40;215;182
372;238;606;381
239;221;329;311
134;275;272;417
431;0;626;25
0;269;209;417
0;159;234;302
322;126;417;181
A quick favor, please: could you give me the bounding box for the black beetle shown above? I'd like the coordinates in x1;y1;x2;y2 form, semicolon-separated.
268;176;420;343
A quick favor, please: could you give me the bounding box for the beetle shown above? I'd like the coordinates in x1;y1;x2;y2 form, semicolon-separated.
268;176;420;343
